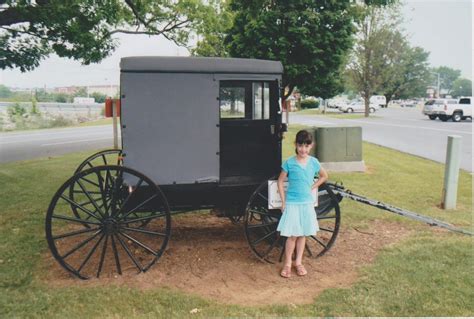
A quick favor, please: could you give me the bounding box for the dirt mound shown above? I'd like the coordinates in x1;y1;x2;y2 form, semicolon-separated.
43;214;411;305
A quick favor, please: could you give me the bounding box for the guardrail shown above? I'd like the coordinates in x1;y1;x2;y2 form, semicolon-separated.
0;101;103;114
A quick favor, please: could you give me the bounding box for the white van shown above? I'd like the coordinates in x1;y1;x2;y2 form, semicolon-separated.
370;95;387;108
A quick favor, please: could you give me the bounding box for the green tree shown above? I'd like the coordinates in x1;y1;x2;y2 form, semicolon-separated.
0;0;213;71
346;5;396;116
190;0;233;57
224;0;360;100
0;84;12;98
380;42;431;103
73;87;88;98
91;92;108;104
431;66;461;95
451;78;472;97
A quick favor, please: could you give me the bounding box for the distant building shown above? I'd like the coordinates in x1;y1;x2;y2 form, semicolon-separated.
52;85;119;97
87;85;119;97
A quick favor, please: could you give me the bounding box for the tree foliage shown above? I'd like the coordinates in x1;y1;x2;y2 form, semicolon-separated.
380;43;431;103
450;78;472;97
224;0;359;100
0;0;213;71
190;0;233;57
431;66;462;95
346;3;430;114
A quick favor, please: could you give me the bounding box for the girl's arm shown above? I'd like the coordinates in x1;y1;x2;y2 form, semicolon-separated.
312;167;328;189
277;170;287;211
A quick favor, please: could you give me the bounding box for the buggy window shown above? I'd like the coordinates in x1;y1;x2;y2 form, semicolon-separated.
459;98;471;104
220;86;246;118
220;81;271;120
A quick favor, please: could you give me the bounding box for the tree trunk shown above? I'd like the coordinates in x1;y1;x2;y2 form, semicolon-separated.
364;97;370;117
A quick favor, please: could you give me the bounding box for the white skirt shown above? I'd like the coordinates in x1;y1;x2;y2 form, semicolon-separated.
277;202;319;237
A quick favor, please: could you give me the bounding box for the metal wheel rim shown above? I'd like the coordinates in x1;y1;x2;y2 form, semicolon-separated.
46;165;171;279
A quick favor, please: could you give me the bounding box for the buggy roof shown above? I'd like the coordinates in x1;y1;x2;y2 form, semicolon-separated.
120;56;283;74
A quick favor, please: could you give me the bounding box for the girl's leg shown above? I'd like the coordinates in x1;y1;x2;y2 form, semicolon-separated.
284;236;297;267
295;236;306;266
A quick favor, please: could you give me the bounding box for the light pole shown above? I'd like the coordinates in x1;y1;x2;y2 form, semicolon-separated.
431;72;441;98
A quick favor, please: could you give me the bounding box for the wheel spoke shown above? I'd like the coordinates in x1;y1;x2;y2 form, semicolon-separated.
119;231;158;256
262;235;280;258
79;176;101;189
110;234;122;275
115;234;144;272
121;226;167;237
113;178;144;218
119;194;158;221
119;212;167;224
257;192;268;202
310;235;328;248
61;230;102;259
52;214;102;226
101;154;107;165
96;235;109;278
320;227;334;233
317;215;336;220
77;233;105;273
59;195;103;222
52;227;100;240
247;221;278;229
305;243;313;257
77;179;106;218
251;230;277;246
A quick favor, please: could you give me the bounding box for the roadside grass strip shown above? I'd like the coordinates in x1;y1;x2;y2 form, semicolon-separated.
0;126;472;317
295;108;370;119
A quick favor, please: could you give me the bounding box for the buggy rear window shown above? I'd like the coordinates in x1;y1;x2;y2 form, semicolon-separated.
459;98;471;104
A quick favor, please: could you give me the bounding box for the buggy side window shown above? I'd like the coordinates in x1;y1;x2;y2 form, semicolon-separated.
220;80;272;120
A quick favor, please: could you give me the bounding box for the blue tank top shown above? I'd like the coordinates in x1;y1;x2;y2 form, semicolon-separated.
282;156;321;204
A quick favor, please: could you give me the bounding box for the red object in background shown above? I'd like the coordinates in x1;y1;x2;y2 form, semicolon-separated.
105;98;121;117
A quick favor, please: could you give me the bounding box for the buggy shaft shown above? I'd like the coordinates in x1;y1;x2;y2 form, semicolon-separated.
327;183;473;236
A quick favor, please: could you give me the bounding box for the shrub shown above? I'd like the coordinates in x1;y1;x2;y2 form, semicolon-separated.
300;99;319;109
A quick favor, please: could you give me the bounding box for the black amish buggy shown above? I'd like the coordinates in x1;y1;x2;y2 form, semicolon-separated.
45;57;341;279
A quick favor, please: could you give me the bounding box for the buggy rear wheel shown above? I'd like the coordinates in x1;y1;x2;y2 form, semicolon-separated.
46;165;171;279
244;179;341;264
75;149;123;174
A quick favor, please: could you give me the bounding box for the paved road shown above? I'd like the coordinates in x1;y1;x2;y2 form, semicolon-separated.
290;107;472;172
0;126;118;163
1;107;472;172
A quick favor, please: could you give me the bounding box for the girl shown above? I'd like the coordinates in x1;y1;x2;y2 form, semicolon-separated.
277;129;328;278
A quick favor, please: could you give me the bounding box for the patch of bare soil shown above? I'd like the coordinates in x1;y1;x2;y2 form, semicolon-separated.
43;214;412;306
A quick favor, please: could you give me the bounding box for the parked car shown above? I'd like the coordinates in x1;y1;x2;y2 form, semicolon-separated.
400;99;417;107
422;98;472;122
370;95;387;108
339;101;380;113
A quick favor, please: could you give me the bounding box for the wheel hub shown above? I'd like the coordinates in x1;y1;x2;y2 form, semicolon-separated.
103;218;119;235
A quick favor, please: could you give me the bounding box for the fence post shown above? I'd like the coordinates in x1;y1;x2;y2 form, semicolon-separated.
441;135;462;209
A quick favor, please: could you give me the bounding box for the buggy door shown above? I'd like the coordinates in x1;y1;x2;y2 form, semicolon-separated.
219;80;281;184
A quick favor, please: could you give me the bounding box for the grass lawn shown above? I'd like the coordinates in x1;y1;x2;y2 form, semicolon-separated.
76;118;113;127
295;108;374;119
0;125;472;317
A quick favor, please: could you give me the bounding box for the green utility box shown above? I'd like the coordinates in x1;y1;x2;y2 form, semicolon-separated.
312;126;365;172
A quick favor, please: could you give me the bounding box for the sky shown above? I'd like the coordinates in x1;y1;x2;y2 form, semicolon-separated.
0;0;472;89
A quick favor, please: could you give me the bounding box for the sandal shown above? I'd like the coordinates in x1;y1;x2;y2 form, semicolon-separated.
295;264;307;276
280;265;292;278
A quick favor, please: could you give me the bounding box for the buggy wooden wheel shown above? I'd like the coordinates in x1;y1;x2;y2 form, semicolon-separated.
244;180;341;263
74;149;123;174
46;165;171;279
